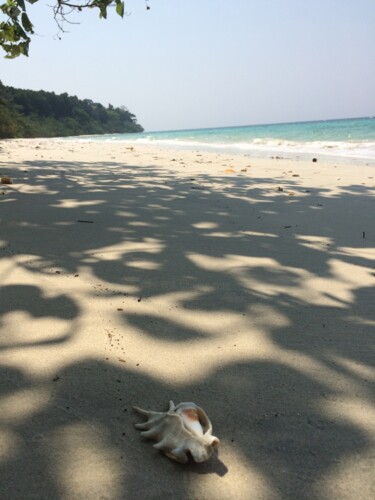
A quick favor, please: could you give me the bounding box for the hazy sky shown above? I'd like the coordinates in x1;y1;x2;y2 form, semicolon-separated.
1;0;374;131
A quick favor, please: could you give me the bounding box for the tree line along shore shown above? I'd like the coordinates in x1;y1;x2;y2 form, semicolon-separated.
0;81;143;139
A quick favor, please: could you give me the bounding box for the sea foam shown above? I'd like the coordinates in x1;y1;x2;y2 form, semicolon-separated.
61;117;375;164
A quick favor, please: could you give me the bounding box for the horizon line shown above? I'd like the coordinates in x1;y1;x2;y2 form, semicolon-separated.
145;115;373;134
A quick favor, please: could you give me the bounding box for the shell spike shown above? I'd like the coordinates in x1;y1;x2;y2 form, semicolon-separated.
210;436;220;447
134;421;150;430
141;428;160;439
153;437;170;451
168;400;176;411
133;405;151;416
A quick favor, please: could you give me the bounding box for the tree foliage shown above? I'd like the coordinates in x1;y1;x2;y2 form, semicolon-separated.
0;80;144;138
0;0;148;58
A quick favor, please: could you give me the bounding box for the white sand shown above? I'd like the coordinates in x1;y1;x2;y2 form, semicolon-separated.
1;138;375;499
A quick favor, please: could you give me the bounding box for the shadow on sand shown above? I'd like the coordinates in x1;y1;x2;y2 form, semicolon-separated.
0;155;374;498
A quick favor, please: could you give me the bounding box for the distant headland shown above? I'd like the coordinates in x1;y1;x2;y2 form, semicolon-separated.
0;81;143;139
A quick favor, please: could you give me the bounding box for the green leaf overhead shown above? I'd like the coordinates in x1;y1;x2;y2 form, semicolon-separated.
116;0;124;18
1;1;151;57
21;12;33;33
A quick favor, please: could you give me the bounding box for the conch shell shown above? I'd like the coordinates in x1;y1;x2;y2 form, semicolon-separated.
133;401;220;463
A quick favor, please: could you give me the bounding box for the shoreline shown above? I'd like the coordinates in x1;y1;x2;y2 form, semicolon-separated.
3;135;375;166
1;138;375;499
4;121;375;167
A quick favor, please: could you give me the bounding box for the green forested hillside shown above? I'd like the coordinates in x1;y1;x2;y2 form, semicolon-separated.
0;81;143;138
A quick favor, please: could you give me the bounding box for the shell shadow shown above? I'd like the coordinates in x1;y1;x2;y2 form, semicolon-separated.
183;452;228;477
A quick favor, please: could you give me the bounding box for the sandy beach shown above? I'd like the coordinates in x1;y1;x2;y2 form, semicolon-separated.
1;138;374;499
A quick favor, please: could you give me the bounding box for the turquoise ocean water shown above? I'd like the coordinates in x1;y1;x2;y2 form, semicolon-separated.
66;117;375;163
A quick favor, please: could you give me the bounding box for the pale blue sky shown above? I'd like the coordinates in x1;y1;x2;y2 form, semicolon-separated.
1;0;374;131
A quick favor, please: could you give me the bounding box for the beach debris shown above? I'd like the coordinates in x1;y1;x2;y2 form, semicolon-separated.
312;158;318;162
276;186;284;192
225;168;235;173
1;176;12;184
133;401;220;464
241;168;248;172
